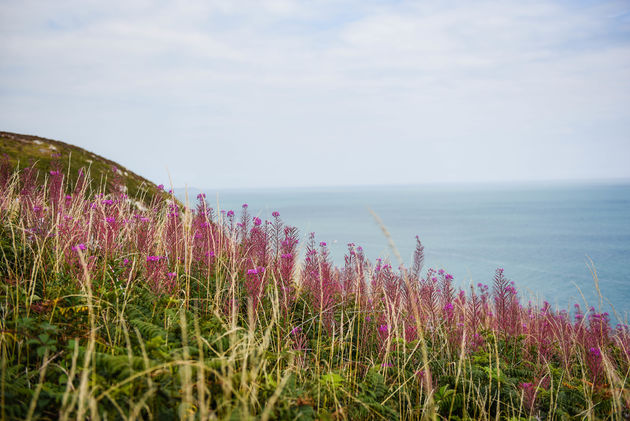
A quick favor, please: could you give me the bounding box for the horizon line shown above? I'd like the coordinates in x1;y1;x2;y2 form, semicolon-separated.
174;176;630;193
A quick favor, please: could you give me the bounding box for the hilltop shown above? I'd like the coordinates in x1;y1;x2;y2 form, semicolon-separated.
1;130;164;204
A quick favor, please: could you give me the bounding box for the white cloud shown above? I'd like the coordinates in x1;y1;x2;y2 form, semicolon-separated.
0;0;629;187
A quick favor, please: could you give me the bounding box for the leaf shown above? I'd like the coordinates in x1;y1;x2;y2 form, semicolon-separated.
320;372;344;389
482;366;507;384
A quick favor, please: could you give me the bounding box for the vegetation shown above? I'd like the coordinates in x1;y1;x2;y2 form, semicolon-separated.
0;131;165;205
0;155;629;420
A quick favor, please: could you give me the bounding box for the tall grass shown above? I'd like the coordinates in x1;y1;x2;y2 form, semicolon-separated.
0;158;629;420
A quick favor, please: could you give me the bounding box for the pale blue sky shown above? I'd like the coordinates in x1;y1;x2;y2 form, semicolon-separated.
1;0;629;188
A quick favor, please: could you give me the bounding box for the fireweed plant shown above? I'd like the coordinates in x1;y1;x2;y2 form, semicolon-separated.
0;158;629;420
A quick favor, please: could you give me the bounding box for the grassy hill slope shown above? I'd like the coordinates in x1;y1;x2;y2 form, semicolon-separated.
1;130;164;204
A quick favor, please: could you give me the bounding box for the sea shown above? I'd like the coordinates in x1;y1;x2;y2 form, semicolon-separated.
176;182;630;320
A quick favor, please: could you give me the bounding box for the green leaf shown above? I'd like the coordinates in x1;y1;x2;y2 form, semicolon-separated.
320;372;344;389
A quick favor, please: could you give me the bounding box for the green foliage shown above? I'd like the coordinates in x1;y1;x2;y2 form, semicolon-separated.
320;371;344;389
0;221;33;281
351;368;398;420
131;319;169;342
1;155;628;420
0;131;166;204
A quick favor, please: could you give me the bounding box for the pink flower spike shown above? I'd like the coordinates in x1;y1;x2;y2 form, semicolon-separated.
72;243;87;252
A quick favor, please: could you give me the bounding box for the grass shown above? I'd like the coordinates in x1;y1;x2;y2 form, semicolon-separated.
0;131;165;205
0;157;629;420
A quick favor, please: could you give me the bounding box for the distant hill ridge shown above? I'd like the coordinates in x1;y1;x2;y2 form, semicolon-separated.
1;130;164;204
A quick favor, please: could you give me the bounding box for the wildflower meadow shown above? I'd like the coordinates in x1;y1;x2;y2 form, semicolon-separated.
0;156;629;420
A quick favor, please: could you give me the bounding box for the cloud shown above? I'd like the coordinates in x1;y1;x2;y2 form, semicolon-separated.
0;0;629;187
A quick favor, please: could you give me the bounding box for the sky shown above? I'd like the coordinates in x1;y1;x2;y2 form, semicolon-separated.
1;0;629;189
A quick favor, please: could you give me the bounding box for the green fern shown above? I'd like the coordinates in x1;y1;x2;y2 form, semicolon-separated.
130;319;168;341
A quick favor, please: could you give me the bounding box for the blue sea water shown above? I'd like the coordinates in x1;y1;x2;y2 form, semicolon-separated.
177;182;630;319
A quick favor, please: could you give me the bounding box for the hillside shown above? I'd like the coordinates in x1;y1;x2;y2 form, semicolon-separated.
1;130;164;204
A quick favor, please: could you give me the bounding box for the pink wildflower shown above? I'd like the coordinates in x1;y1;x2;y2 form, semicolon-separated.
72;243;87;252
